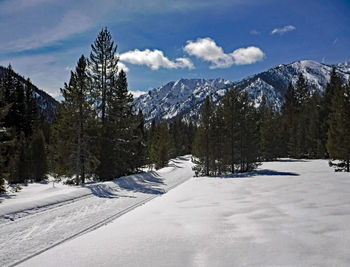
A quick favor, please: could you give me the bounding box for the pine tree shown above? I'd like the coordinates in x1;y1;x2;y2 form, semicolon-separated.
31;130;47;181
321;68;343;157
103;69;139;178
53;55;97;184
24;78;39;138
237;91;260;172
258;97;279;161
295;73;309;109
3;64;16;104
221;87;240;173
303;91;324;158
88;28;127;180
149;122;172;169
192;96;213;176
211;103;226;175
0;85;15;192
89;27;119;124
281;83;297;157
327;79;350;171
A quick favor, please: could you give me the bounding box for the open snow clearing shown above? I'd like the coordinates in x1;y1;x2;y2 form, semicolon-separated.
15;158;350;267
0;156;194;267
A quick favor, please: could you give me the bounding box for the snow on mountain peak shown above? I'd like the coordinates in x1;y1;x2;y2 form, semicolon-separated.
134;60;350;124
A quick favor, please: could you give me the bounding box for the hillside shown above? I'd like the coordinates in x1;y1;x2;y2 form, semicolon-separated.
0;66;58;123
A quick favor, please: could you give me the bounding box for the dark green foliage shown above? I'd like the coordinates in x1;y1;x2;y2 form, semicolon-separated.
31;131;47;181
24;78;39;137
51;55;97;184
237;91;260;172
193;89;260;176
149;122;172;169
193;96;213;176
321;68;343;157
327;79;350;172
257;97;280;161
280;75;313;158
221;88;240;173
302;91;325;158
89;27;119;124
0;87;15;192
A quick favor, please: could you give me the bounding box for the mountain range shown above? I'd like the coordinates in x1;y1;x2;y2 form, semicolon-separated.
1;60;350;125
134;60;350;124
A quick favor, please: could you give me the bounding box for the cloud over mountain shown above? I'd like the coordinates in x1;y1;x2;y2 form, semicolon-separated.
184;37;264;68
119;49;194;70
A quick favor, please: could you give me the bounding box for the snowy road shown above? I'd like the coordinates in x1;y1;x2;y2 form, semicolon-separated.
0;156;194;267
18;159;350;267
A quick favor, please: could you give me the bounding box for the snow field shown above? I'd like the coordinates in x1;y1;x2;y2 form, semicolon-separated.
19;159;350;267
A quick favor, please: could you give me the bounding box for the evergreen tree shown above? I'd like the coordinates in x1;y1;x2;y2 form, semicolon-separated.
281;83;297;156
132;109;147;170
237;91;260;172
53;55;97;184
0;86;15;192
221;87;240;173
211;103;226;175
295;73;309;109
303;91;324;158
31;130;47;181
192;96;213;176
24;78;39;138
89;27;119;124
3;64;16;104
258;97;279;161
327;79;350;171
321;68;343;157
149;122;172;169
101;69;140;178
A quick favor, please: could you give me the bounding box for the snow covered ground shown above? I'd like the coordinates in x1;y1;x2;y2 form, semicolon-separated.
0;156;194;267
16;159;350;267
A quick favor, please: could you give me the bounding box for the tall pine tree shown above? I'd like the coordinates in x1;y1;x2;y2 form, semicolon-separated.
327;79;350;171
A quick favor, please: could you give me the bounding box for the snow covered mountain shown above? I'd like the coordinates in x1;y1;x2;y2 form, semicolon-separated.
0;66;58;123
134;60;350;123
134;78;232;123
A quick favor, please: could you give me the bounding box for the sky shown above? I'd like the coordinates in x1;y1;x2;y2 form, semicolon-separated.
0;0;349;99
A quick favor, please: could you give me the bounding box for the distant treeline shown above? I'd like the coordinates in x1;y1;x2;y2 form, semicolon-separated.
192;70;350;175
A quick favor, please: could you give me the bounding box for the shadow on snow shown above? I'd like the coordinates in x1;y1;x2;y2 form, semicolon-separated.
221;169;300;179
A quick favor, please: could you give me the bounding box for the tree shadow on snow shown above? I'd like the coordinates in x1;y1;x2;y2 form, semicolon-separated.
113;171;165;195
221;169;300;179
167;161;184;169
85;184;121;198
274;158;308;163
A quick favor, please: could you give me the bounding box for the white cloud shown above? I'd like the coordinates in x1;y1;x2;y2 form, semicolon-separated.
130;90;147;99
230;46;265;65
271;25;296;35
117;61;130;73
184;37;264;68
119;49;194;70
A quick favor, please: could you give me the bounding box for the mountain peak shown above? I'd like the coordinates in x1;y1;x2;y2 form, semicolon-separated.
134;60;350;124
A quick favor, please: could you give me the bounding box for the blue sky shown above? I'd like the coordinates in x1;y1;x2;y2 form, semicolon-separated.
0;0;349;98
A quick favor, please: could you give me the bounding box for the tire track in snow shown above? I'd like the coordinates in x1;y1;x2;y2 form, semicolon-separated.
8;167;193;267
